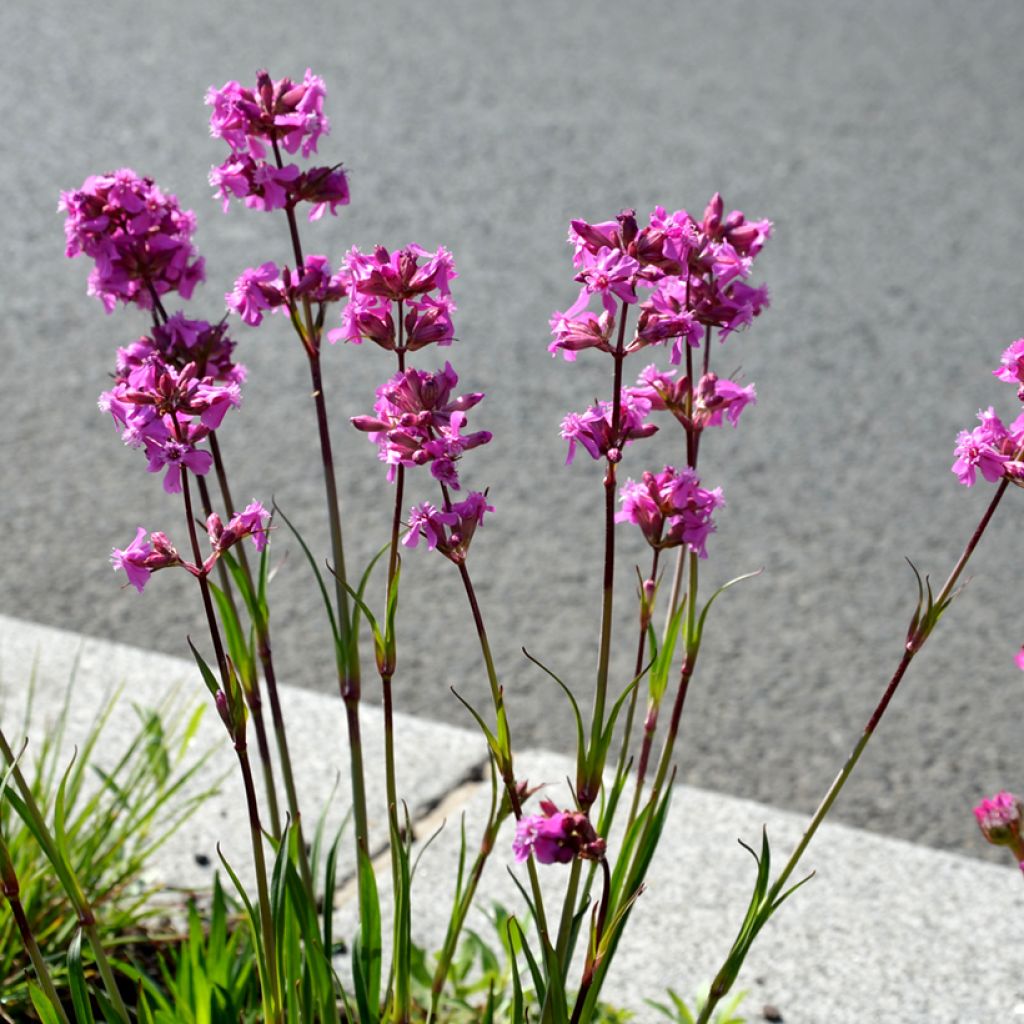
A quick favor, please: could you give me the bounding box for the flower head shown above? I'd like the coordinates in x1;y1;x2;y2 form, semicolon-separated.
403;492;493;563
110;527;184;592
512;799;606;865
59;169;204;312
973;791;1024;871
334;244;457;350
551;199;771;362
616;466;725;557
352;363;490;487
951;406;1024;487
207;69;330;159
560;391;657;464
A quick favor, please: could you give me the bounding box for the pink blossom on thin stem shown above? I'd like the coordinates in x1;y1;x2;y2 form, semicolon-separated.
333;244;457;350
352;363;490;487
552;198;771;363
560;391;657;464
403;492;494;563
616;466;725;558
207;68;329;159
59;169;205;313
206;500;272;555
110;527;184;592
630;364;756;431
512;799;606;865
973;791;1024;873
226;257;345;327
951;406;1024;487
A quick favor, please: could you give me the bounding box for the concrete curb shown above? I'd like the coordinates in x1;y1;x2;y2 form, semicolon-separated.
1;613;1020;1022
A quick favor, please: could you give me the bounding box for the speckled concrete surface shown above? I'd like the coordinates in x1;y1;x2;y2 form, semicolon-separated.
0;613;484;892
4;2;1024;863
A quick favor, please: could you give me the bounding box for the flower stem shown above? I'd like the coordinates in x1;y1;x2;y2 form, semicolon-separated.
0;729;130;1023
696;478;1012;1023
0;832;71;1024
207;431;313;897
197;470;283;841
181;465;281;1021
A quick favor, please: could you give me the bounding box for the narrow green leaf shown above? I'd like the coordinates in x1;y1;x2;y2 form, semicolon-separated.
693;569;763;650
522;648;586;788
188;640;222;700
274;502;342;658
67;929;97;1024
27;981;65;1024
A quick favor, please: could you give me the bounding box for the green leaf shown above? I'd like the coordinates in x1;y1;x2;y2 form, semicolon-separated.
27;981;66;1024
522;648;586;789
354;847;382;1024
274;502;342;664
67;929;97;1024
188;639;222;700
693;569;763;651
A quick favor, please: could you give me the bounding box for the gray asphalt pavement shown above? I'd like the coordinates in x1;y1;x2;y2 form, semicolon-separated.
4;1;1024;863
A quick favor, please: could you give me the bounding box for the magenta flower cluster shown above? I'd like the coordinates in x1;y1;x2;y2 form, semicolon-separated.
207;69;349;221
227;256;346;327
404;492;494;564
111;502;270;593
616;467;725;558
554;196;770;560
333;244;457;350
352;362;491;489
972;790;1024;873
951;339;1024;487
512;799;606;865
99;351;241;494
59;170;205;313
549;198;770;364
560;390;658;465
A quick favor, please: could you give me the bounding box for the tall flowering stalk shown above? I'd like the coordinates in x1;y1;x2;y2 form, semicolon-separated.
693;341;1024;1023
211;70;359;906
546;200;770;1013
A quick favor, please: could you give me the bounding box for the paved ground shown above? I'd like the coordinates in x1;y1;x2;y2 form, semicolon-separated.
4;1;1024;861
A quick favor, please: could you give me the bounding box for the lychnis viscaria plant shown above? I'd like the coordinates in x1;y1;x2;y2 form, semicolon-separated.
3;65;1013;1022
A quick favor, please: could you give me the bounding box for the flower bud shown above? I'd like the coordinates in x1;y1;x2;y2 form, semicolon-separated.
973;791;1024;847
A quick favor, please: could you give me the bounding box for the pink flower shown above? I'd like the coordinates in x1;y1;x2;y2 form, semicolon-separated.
334;245;457;350
207;500;271;556
207;68;330;159
694;373;757;427
548;309;615;361
512;799;606;865
403;492;494;563
552;199;771;362
110;527;183;592
561;391;657;464
144;432;213;493
616;466;725;557
352;363;490;487
994;338;1024;386
226;262;288;326
973;792;1024;864
950;407;1024;487
59;169;205;313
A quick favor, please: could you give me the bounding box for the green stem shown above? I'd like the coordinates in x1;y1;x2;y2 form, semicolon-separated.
0;833;71;1024
429;769;504;1016
207;433;313;897
696;478;1011;1023
587;303;630;770
0;729;129;1023
197;469;282;839
234;737;283;1023
453;559;556;1003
